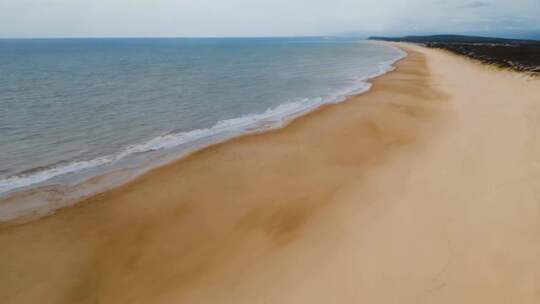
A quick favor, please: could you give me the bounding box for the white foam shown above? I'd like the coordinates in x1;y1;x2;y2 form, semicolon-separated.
0;97;345;195
0;157;112;194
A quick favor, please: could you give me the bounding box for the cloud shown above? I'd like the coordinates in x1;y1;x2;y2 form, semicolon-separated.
0;0;538;38
460;1;489;9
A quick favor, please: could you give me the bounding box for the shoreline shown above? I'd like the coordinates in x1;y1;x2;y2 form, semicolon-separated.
2;43;540;303
0;42;407;226
0;43;444;301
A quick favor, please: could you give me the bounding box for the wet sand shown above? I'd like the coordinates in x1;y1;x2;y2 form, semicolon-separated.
1;43;540;303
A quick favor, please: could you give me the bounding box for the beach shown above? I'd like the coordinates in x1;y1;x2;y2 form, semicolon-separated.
1;42;540;303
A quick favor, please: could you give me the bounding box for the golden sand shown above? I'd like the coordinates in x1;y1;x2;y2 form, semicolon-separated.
1;43;539;303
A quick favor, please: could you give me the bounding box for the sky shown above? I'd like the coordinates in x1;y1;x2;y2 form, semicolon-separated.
0;0;539;38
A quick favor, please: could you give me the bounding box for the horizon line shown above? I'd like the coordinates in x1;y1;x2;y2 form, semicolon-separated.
1;31;538;41
0;35;358;40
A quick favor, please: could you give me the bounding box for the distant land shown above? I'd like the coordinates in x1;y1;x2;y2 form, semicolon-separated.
369;34;540;75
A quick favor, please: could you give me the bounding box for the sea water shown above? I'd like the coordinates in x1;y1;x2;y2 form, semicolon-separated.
0;37;405;220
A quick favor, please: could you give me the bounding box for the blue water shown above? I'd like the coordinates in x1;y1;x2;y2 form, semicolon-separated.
0;37;404;198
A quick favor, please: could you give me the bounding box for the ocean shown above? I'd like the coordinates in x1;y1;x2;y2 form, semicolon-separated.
0;37;405;220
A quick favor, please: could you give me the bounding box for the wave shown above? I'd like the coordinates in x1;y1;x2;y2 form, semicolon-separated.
0;45;407;197
0;97;347;195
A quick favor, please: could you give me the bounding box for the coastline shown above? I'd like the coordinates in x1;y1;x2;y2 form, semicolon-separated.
370;35;540;75
0;41;406;225
2;43;540;303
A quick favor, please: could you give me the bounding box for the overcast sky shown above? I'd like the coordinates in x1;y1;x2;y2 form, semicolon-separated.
0;0;539;38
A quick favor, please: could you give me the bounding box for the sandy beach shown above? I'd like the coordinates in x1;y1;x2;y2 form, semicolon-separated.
1;43;540;303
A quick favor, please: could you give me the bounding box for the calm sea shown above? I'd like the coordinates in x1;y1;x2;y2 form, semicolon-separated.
0;37;405;219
